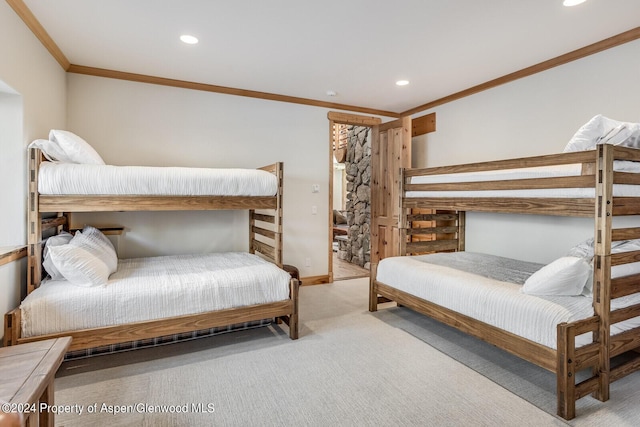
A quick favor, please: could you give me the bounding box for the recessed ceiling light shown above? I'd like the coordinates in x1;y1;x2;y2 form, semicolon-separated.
563;0;586;6
180;34;199;44
326;90;337;97
396;80;409;86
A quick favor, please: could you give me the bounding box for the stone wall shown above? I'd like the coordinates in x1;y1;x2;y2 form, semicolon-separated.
337;125;370;268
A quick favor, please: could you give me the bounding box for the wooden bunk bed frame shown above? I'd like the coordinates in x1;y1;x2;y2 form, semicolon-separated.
370;144;640;420
4;147;298;352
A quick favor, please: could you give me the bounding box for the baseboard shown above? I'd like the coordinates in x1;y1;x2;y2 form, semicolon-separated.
300;275;330;286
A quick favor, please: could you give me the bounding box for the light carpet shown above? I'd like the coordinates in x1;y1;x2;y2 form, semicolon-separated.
51;278;633;426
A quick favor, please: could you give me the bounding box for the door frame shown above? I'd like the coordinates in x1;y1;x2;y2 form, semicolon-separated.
327;112;381;282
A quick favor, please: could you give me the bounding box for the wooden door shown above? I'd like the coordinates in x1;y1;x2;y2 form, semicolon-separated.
370;116;412;267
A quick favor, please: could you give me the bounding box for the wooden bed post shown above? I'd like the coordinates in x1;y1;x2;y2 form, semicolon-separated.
369;263;379;312
275;162;284;267
457;211;466;252
557;322;577;419
289;277;299;339
592;143;613;402
27;148;42;294
399;168;409;256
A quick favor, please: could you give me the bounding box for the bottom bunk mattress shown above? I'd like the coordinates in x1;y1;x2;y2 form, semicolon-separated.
376;252;640;349
21;252;292;338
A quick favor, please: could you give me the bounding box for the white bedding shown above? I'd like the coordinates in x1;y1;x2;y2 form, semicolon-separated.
407;161;640;198
376;253;640;349
37;162;278;196
20;252;291;337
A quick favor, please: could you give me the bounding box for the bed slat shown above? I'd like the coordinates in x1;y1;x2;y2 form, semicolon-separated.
404;239;458;254
403;197;595;217
38;195;278;212
611;274;640;299
403;150;596;177
610;302;640;324
612;227;640;241
609;352;640;383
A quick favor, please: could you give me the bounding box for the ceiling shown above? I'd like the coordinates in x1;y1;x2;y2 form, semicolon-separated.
20;0;640;116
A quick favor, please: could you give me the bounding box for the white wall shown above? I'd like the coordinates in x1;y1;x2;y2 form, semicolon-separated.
0;2;67;335
412;39;640;264
66;74;331;277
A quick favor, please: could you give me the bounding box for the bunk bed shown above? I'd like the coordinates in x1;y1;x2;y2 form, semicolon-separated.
370;135;640;419
4;136;298;354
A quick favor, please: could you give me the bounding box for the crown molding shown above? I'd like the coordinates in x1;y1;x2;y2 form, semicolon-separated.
6;0;70;70
66;64;400;118
402;26;640;117
8;0;640;119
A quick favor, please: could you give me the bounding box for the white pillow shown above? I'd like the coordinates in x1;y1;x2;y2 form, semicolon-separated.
48;244;110;287
566;237;633;260
522;256;591;296
42;231;73;279
567;237;640;297
71;226;118;275
28;139;72;163
563;115;640;153
47;130;105;164
46;226;118;287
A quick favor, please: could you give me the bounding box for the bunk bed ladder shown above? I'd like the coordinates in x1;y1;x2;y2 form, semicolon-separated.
250;162;284;268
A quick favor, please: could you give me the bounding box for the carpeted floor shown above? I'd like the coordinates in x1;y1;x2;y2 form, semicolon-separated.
53;278;638;426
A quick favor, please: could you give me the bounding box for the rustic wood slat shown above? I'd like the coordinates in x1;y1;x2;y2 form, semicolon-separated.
0;246;27;267
611;250;640;266
41;216;67;231
252;239;276;260
405;239;459;254
405;226;458;235
609;352;640;383
611;274;640;299
612;227;640;241
252;213;275;223
403;197;595;217
403;151;596;177
407;213;459;221
573;342;600;372
612;197;640;216
38;195;278;212
575;376;601;401
610;303;640;325
609;328;640;358
252;225;276;240
613;171;640;185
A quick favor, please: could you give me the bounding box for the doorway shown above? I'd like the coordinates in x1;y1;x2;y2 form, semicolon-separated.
327;112;381;282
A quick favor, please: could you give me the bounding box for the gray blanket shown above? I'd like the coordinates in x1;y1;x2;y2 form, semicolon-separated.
412;252;544;285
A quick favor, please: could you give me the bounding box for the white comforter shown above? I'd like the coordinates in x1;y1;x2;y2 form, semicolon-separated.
37;162;278;196
407;161;640;198
377;254;640;349
21;252;291;337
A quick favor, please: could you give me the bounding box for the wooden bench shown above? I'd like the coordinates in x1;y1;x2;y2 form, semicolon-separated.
0;337;71;426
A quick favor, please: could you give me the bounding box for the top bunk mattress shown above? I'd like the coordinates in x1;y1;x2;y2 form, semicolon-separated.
37;162;279;196
406;161;640;198
20;252;291;338
376;252;640;349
